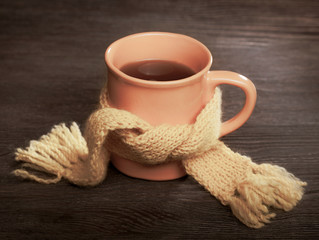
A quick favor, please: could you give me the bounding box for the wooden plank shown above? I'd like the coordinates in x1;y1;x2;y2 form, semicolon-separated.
0;0;318;239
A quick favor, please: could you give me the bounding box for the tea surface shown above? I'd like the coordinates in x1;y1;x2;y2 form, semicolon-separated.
120;59;195;81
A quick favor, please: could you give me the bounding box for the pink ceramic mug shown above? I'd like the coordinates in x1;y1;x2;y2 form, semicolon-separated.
105;32;257;180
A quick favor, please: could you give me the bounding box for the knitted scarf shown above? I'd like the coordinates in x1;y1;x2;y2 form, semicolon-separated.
13;85;306;228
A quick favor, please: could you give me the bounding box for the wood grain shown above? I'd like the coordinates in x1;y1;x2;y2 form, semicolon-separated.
1;0;318;239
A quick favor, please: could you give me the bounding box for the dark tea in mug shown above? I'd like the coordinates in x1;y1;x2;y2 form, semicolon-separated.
120;59;195;81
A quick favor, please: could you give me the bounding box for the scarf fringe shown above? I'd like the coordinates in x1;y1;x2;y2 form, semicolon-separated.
13;122;88;184
228;163;307;228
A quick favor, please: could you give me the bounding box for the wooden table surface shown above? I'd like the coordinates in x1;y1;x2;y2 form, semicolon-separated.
1;0;318;239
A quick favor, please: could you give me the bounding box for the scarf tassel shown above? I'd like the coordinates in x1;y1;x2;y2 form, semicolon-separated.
228;163;306;228
14;122;90;185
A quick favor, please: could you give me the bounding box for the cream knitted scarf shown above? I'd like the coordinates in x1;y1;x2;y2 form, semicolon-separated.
14;85;306;228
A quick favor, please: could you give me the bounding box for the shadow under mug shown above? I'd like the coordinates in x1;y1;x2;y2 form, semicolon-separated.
105;32;257;181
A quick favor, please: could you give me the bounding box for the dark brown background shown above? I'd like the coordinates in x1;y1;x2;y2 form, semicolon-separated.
1;0;318;239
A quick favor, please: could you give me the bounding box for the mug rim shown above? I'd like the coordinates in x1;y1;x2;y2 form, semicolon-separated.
105;32;213;88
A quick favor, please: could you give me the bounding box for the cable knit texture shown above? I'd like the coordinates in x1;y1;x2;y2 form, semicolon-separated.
14;84;306;228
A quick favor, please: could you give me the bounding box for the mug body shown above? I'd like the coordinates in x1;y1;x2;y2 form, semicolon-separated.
105;32;213;180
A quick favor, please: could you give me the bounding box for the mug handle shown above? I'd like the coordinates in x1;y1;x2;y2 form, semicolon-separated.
207;70;257;137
